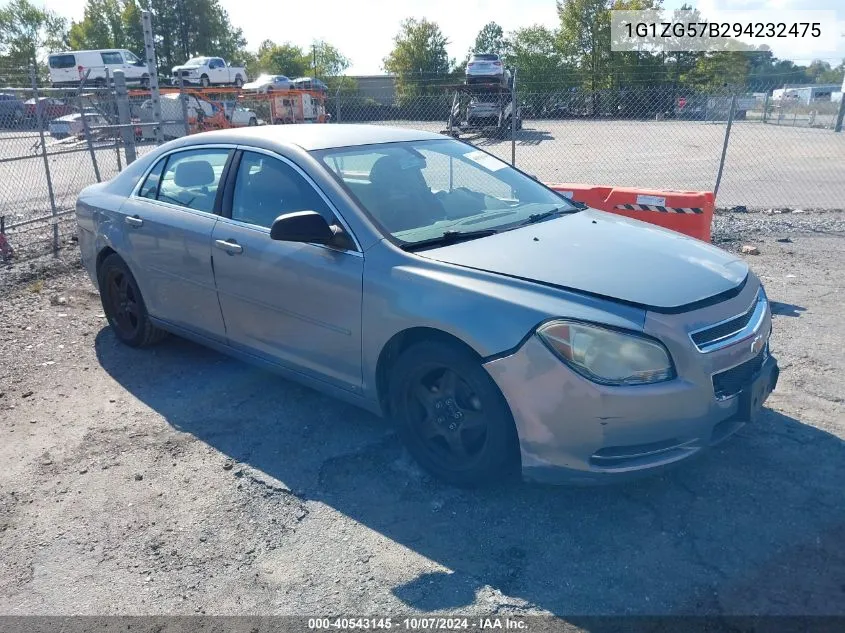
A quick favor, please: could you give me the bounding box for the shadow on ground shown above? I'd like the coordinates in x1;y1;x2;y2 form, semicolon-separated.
95;330;845;616
769;301;807;318
463;128;555;148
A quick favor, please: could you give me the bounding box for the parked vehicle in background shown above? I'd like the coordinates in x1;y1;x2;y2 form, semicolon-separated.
242;74;292;93
48;110;109;139
221;101;258;127
269;91;327;124
24;97;75;122
0;94;25;127
466;53;511;87
75;125;778;487
292;77;328;93
466;96;520;131
140;92;229;140
48;50;149;87
171;57;246;88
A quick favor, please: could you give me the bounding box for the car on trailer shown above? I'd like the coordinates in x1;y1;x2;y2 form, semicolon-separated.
171;57;247;88
242;74;293;94
466;53;511;87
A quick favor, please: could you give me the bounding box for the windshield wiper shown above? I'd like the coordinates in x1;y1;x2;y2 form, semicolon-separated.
520;203;584;226
400;228;499;252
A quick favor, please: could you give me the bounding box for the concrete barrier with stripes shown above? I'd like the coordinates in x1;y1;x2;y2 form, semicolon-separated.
547;184;714;242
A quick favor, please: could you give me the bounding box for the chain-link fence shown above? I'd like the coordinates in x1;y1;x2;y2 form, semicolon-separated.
1;71;843;273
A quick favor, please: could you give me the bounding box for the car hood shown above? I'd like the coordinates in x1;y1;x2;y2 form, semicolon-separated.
416;209;749;310
172;65;202;72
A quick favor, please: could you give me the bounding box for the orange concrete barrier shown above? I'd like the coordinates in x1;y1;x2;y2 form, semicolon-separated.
547;183;714;242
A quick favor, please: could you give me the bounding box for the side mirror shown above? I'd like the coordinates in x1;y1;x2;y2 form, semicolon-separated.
270;210;353;250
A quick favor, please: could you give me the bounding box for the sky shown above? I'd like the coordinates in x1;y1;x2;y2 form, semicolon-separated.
21;0;845;75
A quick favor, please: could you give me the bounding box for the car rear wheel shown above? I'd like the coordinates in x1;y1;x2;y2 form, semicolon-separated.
248;117;257;126
234;76;243;88
98;254;167;347
388;341;520;487
200;75;210;88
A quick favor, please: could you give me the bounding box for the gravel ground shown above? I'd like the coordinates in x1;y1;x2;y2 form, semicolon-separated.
0;211;844;618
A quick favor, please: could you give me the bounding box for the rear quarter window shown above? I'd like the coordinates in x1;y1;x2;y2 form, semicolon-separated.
101;52;124;65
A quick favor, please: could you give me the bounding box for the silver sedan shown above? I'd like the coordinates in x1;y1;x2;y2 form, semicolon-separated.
75;125;779;486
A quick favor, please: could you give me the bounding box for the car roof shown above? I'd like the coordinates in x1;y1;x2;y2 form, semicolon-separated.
180;124;446;151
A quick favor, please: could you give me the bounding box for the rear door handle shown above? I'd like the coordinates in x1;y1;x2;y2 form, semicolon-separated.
125;215;143;227
214;239;243;255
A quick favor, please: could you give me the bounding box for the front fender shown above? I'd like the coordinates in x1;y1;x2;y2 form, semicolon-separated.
360;243;647;402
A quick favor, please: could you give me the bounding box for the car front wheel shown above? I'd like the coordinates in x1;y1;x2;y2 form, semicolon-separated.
388;341;520;487
98;254;167;347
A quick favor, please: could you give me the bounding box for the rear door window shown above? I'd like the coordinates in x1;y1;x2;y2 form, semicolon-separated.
49;54;76;69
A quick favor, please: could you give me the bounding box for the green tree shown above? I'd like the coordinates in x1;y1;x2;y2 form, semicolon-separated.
250;40;308;77
311;40;350;77
383;18;452;98
683;51;749;90
472;22;507;56
504;25;569;91
68;0;131;51
0;0;67;69
556;0;612;92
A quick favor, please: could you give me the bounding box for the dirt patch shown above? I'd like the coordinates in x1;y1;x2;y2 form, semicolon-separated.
1;220;843;616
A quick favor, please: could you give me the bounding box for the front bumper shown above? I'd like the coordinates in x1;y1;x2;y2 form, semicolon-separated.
483;322;778;485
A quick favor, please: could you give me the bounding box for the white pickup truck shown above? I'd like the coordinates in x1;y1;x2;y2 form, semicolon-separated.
171;57;247;88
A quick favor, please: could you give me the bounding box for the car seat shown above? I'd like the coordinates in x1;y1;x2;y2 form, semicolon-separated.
367;155;445;232
171;159;216;211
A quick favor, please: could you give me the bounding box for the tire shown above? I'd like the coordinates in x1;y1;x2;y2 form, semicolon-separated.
248;117;257;126
234;75;243;88
140;74;150;89
200;75;210;88
388;341;519;487
98;253;167;348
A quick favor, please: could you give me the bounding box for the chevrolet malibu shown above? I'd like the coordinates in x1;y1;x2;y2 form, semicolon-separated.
75;125;779;486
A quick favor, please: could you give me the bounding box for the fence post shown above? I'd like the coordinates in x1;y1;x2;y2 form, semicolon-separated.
714;93;737;198
104;68;122;172
179;74;190;136
141;10;163;144
835;95;845;133
762;92;769;123
114;70;137;165
510;67;517;166
79;71;102;183
29;66;60;255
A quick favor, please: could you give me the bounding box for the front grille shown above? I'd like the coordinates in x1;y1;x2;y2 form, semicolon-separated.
712;349;765;399
691;296;757;349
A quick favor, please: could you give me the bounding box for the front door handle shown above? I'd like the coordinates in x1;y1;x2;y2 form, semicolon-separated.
125;215;143;227
214;238;243;255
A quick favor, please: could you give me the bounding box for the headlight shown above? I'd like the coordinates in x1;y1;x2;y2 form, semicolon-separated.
536;320;675;385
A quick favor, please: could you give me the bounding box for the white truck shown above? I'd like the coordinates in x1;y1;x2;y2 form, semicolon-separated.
170;57;247;88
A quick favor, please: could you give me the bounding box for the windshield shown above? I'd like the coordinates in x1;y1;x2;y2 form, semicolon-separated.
315;139;574;246
186;57;209;65
472;54;499;61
